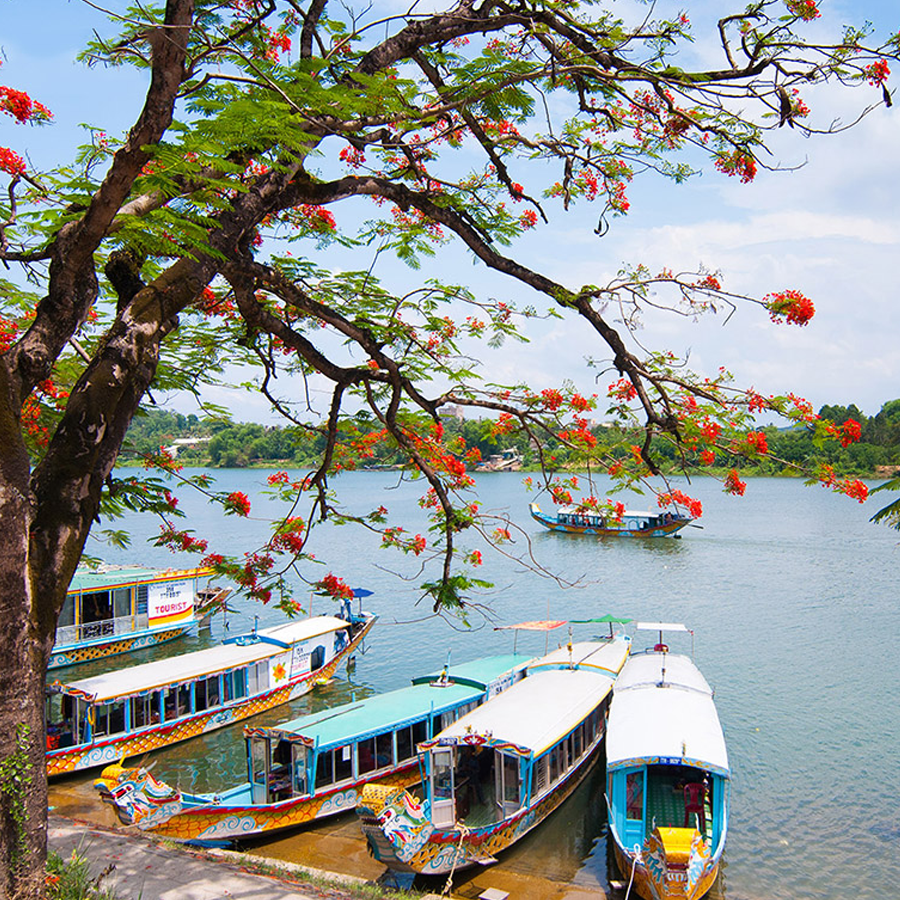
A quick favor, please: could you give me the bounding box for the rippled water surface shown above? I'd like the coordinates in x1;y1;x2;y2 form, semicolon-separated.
74;470;900;900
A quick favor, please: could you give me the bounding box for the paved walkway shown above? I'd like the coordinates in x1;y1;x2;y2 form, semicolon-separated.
49;816;368;900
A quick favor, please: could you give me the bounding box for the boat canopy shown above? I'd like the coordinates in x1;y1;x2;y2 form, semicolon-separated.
410;653;532;688
68;565;210;592
50;616;352;702
528;638;631;676
635;622;690;633
607;654;728;776
433;666;616;758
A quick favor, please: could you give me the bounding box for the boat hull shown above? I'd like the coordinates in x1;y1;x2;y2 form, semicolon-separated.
49;625;193;669
96;763;421;841
610;834;721;900
47;616;374;776
359;746;601;875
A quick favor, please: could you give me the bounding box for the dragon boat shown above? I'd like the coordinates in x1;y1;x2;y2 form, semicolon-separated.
357;634;631;882
50;564;229;669
45;608;375;776
93;652;531;842
605;623;729;900
529;502;693;538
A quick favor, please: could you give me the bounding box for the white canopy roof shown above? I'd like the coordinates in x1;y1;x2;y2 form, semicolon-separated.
528;638;631;676
435;666;615;757
635;622;690;633
54;616;351;701
606;653;729;775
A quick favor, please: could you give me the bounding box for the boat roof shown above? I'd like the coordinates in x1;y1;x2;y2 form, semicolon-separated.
410;653;533;688
434;641;626;757
69;564;210;593
51;616;354;701
606;653;728;775
635;622;690;633
557;506;657;517
527;638;631;676
258;654;532;747
435;668;615;757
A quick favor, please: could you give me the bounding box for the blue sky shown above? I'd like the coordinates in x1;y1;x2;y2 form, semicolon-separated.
2;0;899;423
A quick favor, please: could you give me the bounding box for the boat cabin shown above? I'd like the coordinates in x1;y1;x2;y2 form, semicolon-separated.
45;615;367;772
556;507;676;530
244;653;532;806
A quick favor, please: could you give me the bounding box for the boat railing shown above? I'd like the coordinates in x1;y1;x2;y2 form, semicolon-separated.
55;613;151;645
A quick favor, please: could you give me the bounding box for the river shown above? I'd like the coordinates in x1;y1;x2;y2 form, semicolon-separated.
54;470;900;900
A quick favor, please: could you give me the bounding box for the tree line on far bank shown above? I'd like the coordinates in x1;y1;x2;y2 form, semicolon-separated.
122;400;900;477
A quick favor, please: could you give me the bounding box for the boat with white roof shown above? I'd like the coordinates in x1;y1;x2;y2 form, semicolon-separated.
357;633;631;881
45;607;375;776
605;623;729;900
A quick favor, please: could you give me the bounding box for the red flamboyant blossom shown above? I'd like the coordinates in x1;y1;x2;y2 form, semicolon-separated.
0;146;26;175
864;59;890;86
826;418;862;448
608;378;637;401
724;469;746;496
715;150;757;183
315;572;354;600
700;449;716;465
785;0;820;20
766;289;815;326
224;491;252;517
747;431;769;454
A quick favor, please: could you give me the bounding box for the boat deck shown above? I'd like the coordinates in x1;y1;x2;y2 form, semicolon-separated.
646;771;712;840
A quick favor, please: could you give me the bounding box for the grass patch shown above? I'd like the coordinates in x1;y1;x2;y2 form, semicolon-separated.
44;849;119;900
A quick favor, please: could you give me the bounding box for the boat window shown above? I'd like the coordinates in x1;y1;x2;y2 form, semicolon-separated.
113;587;131;619
250;736;269;804
93;699;126;737
58;596;75;629
46;693;82;749
131;692;161;729
532;754;548;799
292;744;308;796
195;675;221;712
164;684;190;720
626;771;644;821
335;744;353;782
81;591;114;637
310;645;326;672
573;725;583;760
413;719;428;745
396;724;415;762
224;669;247;702
357;737;377;775
501;753;520;807
549;746;560;784
315;749;333;789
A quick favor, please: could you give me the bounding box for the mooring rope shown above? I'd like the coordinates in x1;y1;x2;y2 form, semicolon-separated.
623;845;641;900
440;822;471;898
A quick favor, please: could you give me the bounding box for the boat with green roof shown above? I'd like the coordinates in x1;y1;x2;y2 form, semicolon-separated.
93;652;531;842
51;564;229;669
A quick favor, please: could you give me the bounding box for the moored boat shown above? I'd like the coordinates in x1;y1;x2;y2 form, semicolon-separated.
357;634;631;880
529;502;693;538
45;609;375;776
606;624;729;900
50;564;229;669
93;652;532;842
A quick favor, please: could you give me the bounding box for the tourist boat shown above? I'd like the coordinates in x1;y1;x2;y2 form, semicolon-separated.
605;623;729;900
357;634;631;881
529;502;693;537
45;608;376;776
50;564;229;669
93;652;532;842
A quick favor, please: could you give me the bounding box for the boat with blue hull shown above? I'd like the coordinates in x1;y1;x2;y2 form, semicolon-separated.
606;624;729;900
50;564;228;669
358;634;631;881
93;653;531;842
530;502;693;538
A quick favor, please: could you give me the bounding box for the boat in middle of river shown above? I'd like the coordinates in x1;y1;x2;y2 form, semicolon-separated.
357;634;631;879
93;652;532;842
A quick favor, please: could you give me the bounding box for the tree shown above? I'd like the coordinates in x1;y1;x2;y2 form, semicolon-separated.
1;0;897;892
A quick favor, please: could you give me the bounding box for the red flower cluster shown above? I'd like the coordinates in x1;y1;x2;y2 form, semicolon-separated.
658;489;703;519
715;150;757;183
700;449;716;465
156;526;208;553
765;289;815;326
724;469;746;496
540;388;564;410
608;378;637;401
864;59;890;86
224;491;252;517
839;479;869;503
0;86;52;123
0;146;25;175
826;418;862;447
746;431;769;454
315;572;354;600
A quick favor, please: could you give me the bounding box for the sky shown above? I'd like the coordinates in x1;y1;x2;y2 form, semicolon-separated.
2;0;899;424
